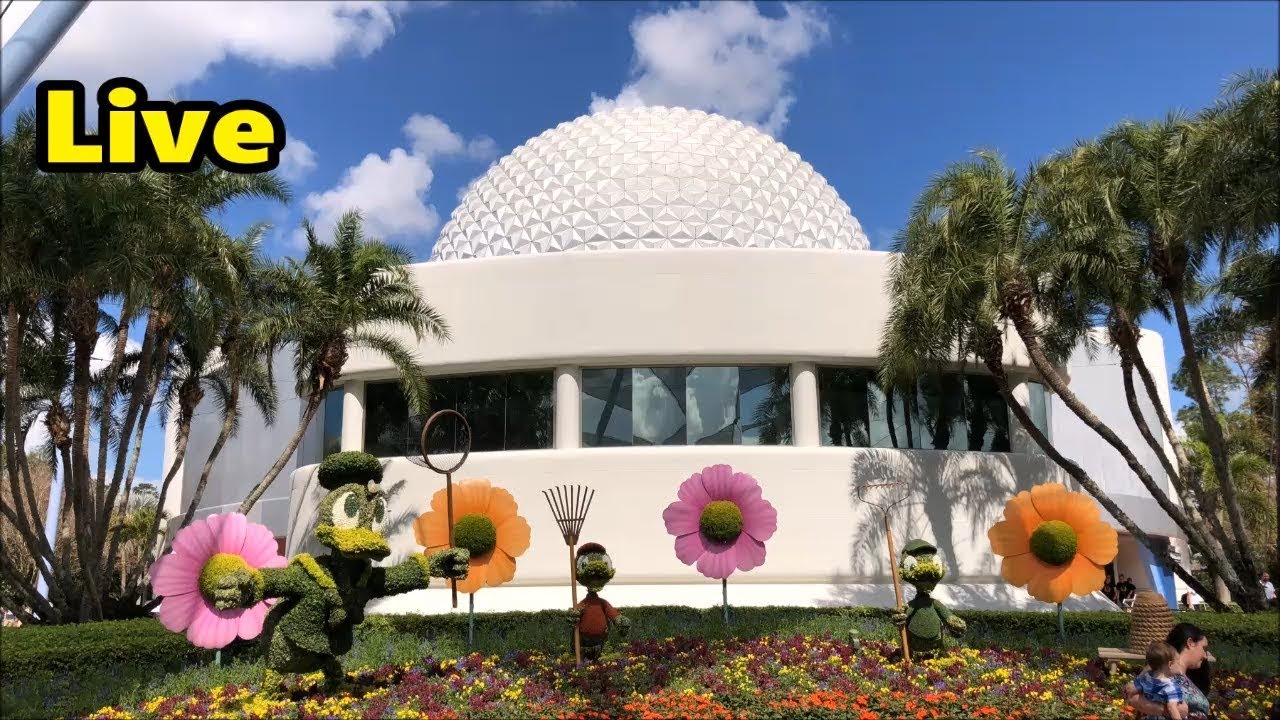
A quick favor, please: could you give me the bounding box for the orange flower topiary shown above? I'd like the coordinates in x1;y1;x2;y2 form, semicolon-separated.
987;483;1118;604
413;478;531;594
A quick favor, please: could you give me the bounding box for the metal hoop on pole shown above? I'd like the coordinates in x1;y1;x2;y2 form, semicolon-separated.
411;409;472;609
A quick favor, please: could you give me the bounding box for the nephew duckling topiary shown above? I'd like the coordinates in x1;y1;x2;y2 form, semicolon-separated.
567;542;630;661
891;538;965;657
204;451;470;689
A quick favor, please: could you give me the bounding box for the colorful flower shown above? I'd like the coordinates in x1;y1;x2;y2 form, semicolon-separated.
149;512;286;648
662;464;777;579
413;478;531;593
987;483;1118;603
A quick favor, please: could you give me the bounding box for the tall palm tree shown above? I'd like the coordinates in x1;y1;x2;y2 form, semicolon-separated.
880;150;1235;608
239;211;450;514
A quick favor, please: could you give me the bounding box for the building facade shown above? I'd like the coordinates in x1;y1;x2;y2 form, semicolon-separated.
163;107;1187;614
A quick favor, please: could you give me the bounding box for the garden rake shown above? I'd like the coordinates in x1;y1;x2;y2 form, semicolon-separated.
855;478;913;665
543;484;595;665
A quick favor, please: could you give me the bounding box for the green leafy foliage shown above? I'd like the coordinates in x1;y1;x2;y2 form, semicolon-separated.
452;513;498;557
316;451;383;490
699;500;745;543
1029;520;1080;566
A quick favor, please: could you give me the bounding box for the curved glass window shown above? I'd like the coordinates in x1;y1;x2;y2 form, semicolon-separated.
819;367;1010;451
322;389;343;458
363;371;553;457
581;366;790;447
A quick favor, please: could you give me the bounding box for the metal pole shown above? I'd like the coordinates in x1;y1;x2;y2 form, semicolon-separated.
446;473;457;608
722;578;729;624
468;593;475;648
1;0;91;113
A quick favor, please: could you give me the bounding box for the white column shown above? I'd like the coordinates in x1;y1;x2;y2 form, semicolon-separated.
789;363;819;447
554;366;581;450
1008;380;1037;454
341;379;365;452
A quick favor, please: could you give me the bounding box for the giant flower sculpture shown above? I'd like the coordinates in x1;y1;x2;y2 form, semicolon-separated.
413;478;531;594
150;512;287;649
663;464;777;579
987;483;1118;603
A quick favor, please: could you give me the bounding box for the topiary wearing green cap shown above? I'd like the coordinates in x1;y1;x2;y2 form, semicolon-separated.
890;538;965;657
201;451;471;691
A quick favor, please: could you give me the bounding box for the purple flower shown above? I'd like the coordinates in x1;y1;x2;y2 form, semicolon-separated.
662;464;778;579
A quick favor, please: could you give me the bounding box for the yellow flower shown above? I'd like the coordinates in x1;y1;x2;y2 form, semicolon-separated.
988;483;1119;603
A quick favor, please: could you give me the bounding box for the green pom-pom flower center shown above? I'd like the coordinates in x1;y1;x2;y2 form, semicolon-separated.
453;514;497;557
1029;520;1078;566
699;500;744;544
198;553;251;600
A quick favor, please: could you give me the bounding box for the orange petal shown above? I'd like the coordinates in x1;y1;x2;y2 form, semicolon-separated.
1003;491;1043;537
429;487;452;516
1068;554;1105;597
1058;491;1101;530
988;519;1031;558
1029;484;1069;523
1000;552;1042;587
484;550;516;588
454;478;492;518
495;515;531;558
456;555;489;594
487;487;519;527
1075;519;1119;565
414;511;449;551
1026;561;1074;604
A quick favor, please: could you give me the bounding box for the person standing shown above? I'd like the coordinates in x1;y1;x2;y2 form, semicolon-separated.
1262;572;1276;608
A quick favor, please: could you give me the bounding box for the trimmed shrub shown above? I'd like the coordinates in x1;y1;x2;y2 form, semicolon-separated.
317;451;383;490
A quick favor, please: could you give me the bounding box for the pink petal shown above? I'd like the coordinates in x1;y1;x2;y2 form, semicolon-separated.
677;474;711;508
261;553;288;569
172;518;216;561
215;513;249;556
695;540;738;580
236;603;269;640
151;554;200;597
158;591;201;633
699;464;736;501
740;496;778;543
662;501;701;536
240;523;283;568
728;473;763;507
732;533;767;572
187;601;240;649
673;532;706;566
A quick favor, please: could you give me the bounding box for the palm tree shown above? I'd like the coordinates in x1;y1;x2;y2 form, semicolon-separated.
880;149;1234;608
239;211;450;514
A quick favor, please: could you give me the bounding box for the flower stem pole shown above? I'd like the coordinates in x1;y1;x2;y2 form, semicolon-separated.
1056;602;1064;644
468;593;475;648
884;514;911;665
722;578;729;624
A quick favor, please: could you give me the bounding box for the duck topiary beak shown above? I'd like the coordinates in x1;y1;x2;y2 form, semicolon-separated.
316;526;391;559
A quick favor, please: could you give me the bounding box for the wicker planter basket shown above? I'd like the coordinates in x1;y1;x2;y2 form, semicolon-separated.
1126;591;1175;653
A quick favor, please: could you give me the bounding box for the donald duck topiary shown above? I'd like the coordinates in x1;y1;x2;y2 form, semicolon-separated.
890;538;965;657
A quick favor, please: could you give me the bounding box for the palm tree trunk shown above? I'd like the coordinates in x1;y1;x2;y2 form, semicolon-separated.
983;354;1227;611
1007;307;1248;604
95;306;134;493
1272;312;1279;578
239;391;324;514
181;381;239;529
100;319;167;538
1169;288;1263;607
140;415;193;572
69;293;103;619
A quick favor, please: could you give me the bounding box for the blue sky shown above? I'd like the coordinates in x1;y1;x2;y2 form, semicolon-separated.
3;0;1277;487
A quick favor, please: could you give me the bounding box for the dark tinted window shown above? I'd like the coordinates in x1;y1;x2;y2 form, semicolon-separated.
363;371;553;457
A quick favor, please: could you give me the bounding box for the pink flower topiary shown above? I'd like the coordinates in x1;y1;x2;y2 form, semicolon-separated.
662;464;778;580
150;512;286;649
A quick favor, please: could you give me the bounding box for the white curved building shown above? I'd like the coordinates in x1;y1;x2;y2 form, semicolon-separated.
165;107;1188;614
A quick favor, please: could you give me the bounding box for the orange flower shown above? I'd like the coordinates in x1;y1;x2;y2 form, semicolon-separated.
987;483;1118;603
413;478;531;593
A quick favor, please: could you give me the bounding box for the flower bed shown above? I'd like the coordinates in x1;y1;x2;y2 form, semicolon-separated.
88;634;1280;720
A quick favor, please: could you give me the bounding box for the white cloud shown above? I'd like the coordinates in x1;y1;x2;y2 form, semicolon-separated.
278;136;319;182
589;1;829;136
1;1;410;99
301;115;495;244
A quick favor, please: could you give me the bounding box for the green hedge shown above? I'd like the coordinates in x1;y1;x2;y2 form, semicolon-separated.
0;618;208;678
3;605;1275;683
